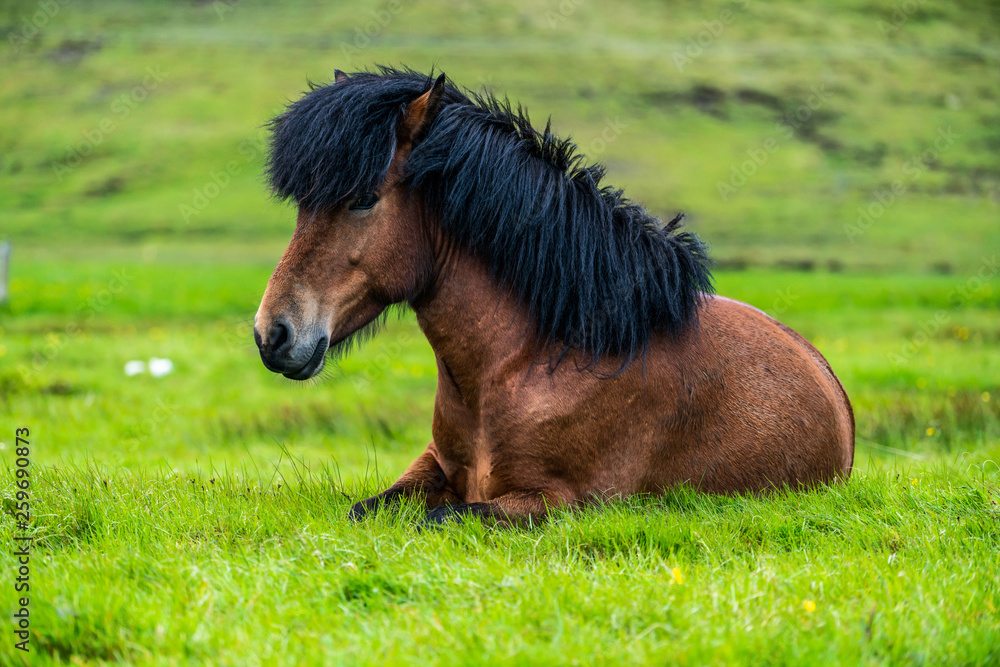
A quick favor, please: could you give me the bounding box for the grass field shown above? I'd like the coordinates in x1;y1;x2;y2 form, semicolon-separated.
2;0;999;664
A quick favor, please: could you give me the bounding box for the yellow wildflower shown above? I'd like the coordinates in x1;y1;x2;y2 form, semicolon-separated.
803;600;816;613
670;567;684;585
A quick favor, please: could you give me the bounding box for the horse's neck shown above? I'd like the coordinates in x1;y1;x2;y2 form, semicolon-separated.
412;253;533;396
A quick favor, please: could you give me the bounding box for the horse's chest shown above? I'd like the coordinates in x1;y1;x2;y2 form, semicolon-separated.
433;379;587;502
433;422;497;502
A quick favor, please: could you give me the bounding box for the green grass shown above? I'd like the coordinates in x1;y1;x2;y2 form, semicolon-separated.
1;253;998;665
2;0;999;664
5;463;1000;665
2;252;998;470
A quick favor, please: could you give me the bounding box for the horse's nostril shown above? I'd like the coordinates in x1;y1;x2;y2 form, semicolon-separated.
270;319;291;354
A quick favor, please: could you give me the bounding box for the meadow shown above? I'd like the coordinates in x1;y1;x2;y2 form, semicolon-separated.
1;0;999;664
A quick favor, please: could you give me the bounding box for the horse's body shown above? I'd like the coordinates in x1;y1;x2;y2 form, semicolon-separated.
254;68;854;525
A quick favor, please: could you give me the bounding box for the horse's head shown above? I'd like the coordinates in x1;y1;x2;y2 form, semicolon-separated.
254;74;446;380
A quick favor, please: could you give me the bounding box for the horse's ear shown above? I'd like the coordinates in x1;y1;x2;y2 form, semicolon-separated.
334;69;349;84
400;73;446;146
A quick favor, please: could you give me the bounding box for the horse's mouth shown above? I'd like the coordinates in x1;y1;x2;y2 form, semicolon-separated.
282;336;329;381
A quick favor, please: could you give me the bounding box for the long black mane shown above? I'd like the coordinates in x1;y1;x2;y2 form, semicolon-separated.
267;66;713;369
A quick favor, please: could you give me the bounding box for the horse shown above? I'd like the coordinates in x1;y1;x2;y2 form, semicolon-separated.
254;67;855;526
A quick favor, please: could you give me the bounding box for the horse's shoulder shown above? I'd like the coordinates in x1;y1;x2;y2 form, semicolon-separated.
701;294;772;322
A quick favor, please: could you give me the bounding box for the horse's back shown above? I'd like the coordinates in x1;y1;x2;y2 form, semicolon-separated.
455;289;856;502
634;294;855;494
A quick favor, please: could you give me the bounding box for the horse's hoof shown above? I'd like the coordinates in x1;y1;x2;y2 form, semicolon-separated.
420;505;455;529
418;505;470;531
420;503;490;530
348;499;374;521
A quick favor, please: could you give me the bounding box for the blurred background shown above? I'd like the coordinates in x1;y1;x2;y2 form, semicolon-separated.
1;0;998;478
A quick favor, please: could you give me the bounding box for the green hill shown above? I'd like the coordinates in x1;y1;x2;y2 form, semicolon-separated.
2;0;998;270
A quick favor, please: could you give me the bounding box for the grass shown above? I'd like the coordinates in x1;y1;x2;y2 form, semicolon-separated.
1;0;999;663
5;462;1000;665
2;252;998;469
1;253;998;665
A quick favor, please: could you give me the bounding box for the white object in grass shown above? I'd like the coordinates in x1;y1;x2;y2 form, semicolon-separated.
124;360;146;376
148;357;174;378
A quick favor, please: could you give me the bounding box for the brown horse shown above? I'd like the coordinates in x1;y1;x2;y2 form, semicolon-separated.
255;68;854;525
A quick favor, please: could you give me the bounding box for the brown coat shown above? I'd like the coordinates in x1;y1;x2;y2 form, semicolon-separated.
255;81;855;526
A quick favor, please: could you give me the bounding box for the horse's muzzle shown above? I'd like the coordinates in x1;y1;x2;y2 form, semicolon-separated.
254;316;329;380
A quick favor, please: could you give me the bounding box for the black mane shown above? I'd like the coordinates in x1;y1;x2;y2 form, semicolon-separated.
267;66;714;369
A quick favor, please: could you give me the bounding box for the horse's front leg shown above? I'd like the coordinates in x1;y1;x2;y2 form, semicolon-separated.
349;443;460;520
423;490;564;528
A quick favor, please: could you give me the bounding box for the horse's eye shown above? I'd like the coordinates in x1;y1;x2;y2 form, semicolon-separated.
349;192;379;210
